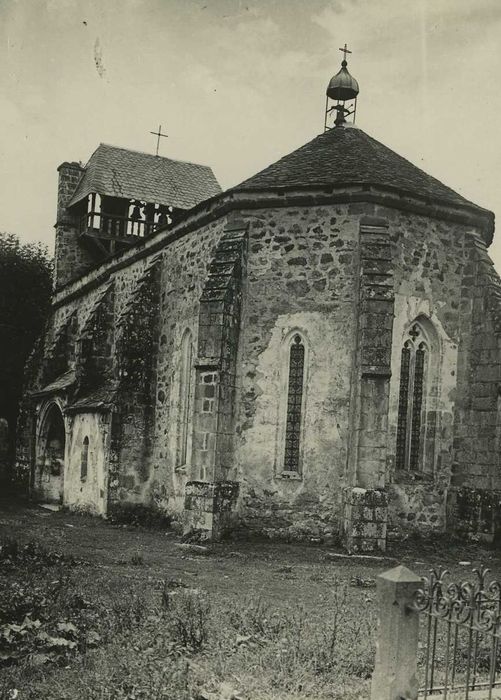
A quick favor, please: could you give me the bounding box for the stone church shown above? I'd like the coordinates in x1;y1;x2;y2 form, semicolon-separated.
17;56;501;551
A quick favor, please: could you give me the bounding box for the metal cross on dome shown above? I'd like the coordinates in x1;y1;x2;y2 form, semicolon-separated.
149;124;168;157
339;43;352;61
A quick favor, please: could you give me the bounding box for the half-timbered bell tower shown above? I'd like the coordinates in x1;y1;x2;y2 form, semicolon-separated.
54;143;221;288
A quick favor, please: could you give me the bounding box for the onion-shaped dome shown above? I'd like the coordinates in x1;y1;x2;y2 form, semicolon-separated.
326;60;359;101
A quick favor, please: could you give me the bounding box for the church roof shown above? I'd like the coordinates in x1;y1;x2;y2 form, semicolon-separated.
68;144;222;210
31;370;76;397
235;125;487;215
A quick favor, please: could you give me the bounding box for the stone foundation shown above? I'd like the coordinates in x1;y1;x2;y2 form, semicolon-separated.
343;486;388;552
184;480;239;540
447;487;501;542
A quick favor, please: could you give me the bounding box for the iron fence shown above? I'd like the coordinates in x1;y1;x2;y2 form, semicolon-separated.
414;567;501;699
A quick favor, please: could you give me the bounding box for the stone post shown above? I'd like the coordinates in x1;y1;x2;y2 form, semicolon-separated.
371;565;422;700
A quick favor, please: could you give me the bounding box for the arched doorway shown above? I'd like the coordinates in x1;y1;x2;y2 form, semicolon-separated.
35;403;66;503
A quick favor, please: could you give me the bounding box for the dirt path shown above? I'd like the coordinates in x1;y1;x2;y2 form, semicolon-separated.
1;496;499;610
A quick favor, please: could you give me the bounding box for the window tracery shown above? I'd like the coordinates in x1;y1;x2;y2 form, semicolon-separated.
396;323;430;471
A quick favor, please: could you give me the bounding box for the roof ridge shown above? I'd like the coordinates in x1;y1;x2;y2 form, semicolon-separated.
67;142;222;210
97;142;213;170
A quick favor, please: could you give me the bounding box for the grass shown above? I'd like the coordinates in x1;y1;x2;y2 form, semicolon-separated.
0;539;374;699
0;554;374;700
2;499;501;699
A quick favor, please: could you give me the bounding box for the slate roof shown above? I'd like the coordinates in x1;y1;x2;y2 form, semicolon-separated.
66;387;117;414
31;370;76;397
235;125;487;214
68;144;222;210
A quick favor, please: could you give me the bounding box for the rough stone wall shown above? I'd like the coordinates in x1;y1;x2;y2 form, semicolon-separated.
22;216;230;517
21;184;501;544
54;163;94;289
234;203;360;542
447;232;501;538
377;205;481;536
42;312;78;385
148;218;229;519
77;285;115;394
109;258;162;506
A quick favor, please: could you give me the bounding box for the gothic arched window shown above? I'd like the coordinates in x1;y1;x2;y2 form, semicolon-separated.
283;334;306;473
81;437;89;480
396;323;430;471
176;330;193;467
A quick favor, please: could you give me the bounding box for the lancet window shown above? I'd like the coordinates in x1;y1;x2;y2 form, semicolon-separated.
176;330;193;467
396;323;430;471
81;436;89;480
283;334;306;473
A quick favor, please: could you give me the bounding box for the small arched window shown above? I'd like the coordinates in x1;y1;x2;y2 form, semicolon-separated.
283;334;306;473
81;437;89;480
396;323;430;471
177;330;193;467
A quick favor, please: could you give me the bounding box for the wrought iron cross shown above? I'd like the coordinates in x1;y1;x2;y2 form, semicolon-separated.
149;124;168;156
339;43;352;61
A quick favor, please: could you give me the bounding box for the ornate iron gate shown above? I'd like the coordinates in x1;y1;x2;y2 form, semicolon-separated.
414;567;501;699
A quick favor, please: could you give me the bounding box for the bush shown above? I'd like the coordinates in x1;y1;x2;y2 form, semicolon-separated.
0;538;79;567
108;503;172;530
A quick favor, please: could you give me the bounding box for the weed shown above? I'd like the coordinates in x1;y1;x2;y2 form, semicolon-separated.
166;589;211;651
0;538;18;561
129;552;145;566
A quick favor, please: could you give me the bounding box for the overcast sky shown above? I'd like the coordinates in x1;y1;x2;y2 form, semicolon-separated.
1;0;501;269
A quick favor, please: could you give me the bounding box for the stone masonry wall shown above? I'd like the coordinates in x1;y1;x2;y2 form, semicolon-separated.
54;162;94;289
234;203;361;542
109;258;162;506
22;215;230;518
377;204;484;537
447;231;501;538
23;187;500;543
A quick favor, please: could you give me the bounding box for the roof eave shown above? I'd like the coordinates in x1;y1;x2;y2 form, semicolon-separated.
229;182;495;245
51;182;495;304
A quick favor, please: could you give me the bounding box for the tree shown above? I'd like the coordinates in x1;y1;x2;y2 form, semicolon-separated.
0;233;53;478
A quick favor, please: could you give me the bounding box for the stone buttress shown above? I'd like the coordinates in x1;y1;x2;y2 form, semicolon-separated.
344;216;395;552
184;220;248;539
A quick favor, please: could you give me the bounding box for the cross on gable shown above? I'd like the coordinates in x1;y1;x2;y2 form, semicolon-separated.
339;43;352;61
149;124;168;156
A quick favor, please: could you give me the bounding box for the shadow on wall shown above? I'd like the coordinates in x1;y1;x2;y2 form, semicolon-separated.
0;417;10;481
